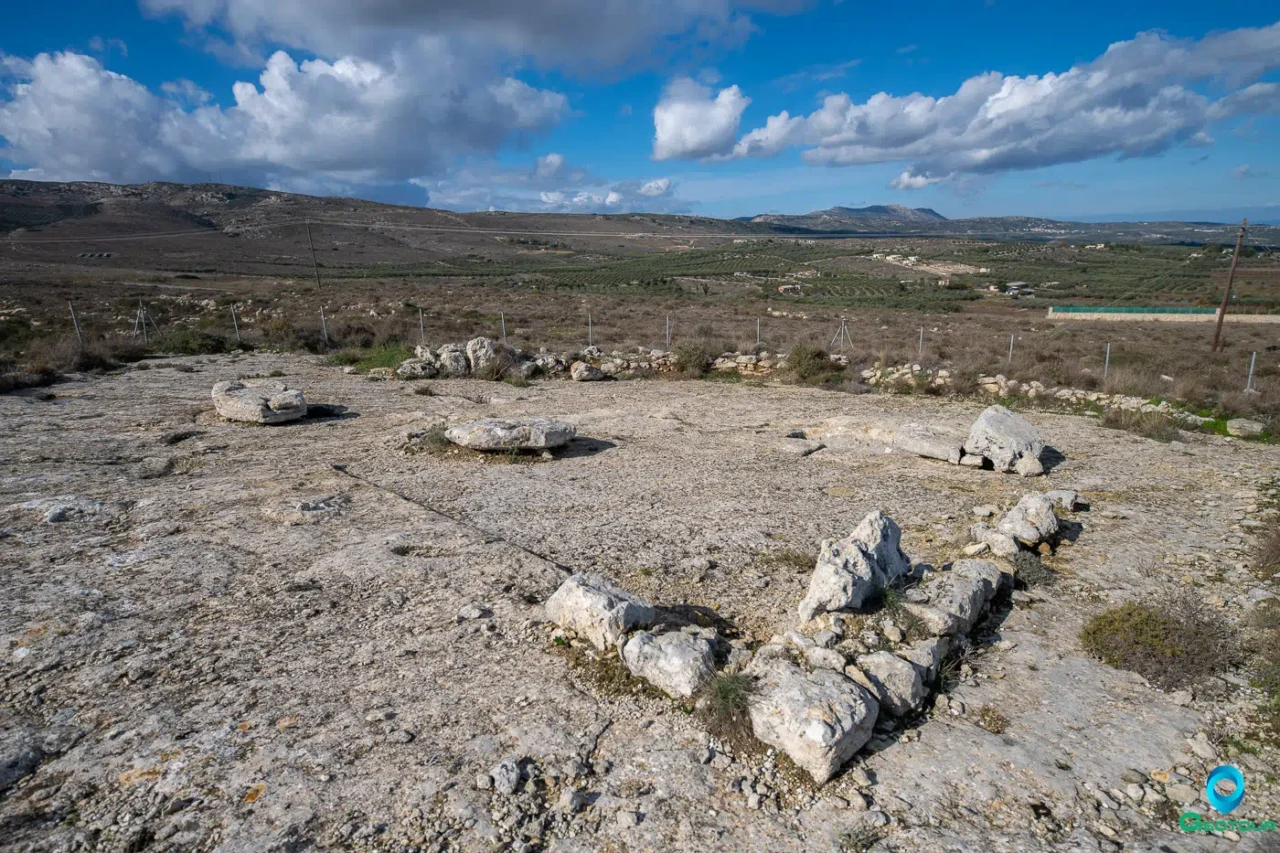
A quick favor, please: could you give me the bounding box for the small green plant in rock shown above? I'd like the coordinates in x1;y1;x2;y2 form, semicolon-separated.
699;673;757;753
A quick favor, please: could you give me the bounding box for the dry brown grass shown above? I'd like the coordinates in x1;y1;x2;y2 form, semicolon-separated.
1080;591;1237;690
3;275;1277;427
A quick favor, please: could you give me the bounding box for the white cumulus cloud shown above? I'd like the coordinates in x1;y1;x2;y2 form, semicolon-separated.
675;23;1280;188
652;77;751;161
0;48;566;187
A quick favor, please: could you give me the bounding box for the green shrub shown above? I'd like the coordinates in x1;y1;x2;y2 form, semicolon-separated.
786;343;831;380
673;340;716;377
1080;593;1236;690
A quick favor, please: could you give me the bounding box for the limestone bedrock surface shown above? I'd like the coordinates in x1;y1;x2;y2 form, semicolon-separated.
3;352;1278;852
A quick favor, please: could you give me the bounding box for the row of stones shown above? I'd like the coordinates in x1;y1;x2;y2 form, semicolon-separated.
539;490;1079;785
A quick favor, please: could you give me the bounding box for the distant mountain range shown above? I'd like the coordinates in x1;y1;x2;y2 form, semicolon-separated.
738;203;1279;246
1;180;1276;249
741;204;948;228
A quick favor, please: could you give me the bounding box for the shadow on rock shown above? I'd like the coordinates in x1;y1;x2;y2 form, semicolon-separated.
555;438;617;459
305;403;359;422
1039;446;1067;473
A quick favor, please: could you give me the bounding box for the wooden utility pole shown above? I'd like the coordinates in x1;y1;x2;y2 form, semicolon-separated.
1212;219;1248;352
306;222;323;293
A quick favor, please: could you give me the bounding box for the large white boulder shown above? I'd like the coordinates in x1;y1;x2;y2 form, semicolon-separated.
211;380;306;424
996;494;1059;546
435;344;471;377
799;511;911;622
544;573;655;651
891;423;963;465
444;418;576;451
570;361;605;382
466;337;499;376
622;629;715;698
745;657;879;784
962;405;1046;472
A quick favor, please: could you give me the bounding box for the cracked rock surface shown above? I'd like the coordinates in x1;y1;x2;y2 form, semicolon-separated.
2;352;1278;852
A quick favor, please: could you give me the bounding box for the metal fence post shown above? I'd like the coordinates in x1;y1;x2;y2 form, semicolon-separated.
1008;334;1014;362
231;306;241;345
918;327;923;358
1103;343;1110;382
68;301;84;349
418;308;425;346
1246;351;1257;392
501;311;507;346
321;307;330;347
588;313;593;347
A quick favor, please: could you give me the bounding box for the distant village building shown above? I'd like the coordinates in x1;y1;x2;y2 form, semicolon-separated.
778;284;802;295
937;278;951;287
871;253;886;260
1084;243;1107;250
793;268;819;278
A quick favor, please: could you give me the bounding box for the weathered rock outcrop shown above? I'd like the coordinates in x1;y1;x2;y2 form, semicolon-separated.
622;629;715;698
436;344;471;377
852;651;927;717
211;380;307;424
902;559;1005;636
544;573;655;651
395;359;438;379
466;337;499;376
891;423;963;464
996;493;1060;546
444;418;576;451
963;405;1046;474
799;511;911;621
744;656;879;784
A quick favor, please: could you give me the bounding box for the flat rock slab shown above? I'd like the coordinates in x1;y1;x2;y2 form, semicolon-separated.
892;423;963;464
445;417;576;451
211;380;307;424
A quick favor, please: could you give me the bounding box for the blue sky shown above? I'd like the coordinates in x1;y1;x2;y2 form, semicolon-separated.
1;1;1278;222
